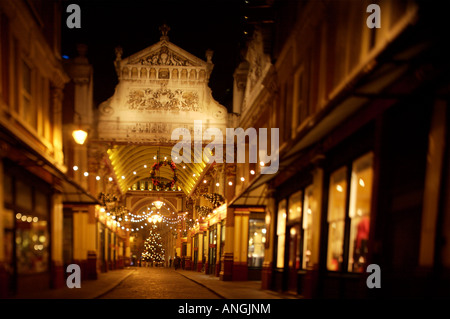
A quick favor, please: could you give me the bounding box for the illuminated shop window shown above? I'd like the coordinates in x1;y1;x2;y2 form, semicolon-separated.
288;191;302;270
302;185;314;269
248;219;266;268
288;191;302;222
327;167;347;271
16;217;49;274
276;200;287;268
348;153;373;272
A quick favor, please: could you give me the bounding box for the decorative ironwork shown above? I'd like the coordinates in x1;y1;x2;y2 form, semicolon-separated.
98;192;118;206
201;193;225;208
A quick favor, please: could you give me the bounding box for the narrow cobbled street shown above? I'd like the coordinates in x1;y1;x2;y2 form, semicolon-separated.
99;267;220;299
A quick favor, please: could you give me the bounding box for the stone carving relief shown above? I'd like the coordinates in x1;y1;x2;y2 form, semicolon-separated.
127;87;200;112
132;45;195;66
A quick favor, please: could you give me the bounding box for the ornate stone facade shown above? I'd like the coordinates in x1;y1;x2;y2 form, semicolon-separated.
97;25;229;144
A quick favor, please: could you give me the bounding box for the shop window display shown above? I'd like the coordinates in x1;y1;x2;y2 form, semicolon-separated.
348;153;373;272
302;185;314;269
248;219;266;268
327;167;347;271
15;216;49;274
288;191;302;269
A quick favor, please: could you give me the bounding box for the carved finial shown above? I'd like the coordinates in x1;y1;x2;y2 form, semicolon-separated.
115;46;123;61
159;24;170;41
205;49;213;63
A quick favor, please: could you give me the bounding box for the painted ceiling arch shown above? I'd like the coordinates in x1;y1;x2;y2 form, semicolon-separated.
107;145;208;194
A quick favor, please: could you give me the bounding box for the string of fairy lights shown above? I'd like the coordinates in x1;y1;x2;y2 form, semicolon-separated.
101;201;192;234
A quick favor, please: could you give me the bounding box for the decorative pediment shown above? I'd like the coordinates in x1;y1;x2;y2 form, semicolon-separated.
97;25;229;145
128;45;199;67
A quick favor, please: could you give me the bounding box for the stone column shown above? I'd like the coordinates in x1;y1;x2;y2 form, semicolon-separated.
233;209;249;281
50;190;65;288
215;223;221;277
86;156;98;279
303;158;324;299
261;185;276;290
204;228;210;274
220;164;236;281
197;232;203;272
0;159;8;297
51;86;65;166
185;233;192;270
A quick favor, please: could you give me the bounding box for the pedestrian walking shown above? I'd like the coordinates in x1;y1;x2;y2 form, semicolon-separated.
169;257;172;268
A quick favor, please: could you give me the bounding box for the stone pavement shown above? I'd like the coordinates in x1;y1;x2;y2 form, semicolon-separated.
9;267;302;299
176;269;301;299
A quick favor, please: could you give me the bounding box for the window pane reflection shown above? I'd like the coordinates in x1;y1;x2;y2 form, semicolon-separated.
288;191;302;222
348;153;373;272
327;167;347;271
302;185;314;269
15;214;48;274
248;219;266;268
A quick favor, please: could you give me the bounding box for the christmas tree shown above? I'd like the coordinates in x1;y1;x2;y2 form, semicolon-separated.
141;227;165;265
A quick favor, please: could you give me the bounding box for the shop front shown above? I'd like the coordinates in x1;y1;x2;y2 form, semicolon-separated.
204;203;226;276
2;160;52;295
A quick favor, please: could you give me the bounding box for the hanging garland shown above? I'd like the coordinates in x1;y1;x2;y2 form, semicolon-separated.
195;205;212;218
150;160;178;190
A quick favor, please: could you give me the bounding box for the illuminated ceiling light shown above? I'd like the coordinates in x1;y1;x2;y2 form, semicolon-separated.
193;174;196;177
250;170;255;175
260;161;265;167
96;176;100;181
228;181;233;186
153;200;164;209
121;176;125;179
153;156;157;160
72;129;88;145
240;177;245;182
216;182;220;187
336;185;343;192
83;172;89;177
133;171;136;175
109;177;113;182
203;180;207;184
183;166;186;169
164;156;167;160
73;166;79;171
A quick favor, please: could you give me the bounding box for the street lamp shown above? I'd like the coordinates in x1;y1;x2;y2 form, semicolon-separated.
72;129;88;145
72;111;88;145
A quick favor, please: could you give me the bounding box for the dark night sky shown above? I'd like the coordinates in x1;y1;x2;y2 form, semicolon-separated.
61;0;247;111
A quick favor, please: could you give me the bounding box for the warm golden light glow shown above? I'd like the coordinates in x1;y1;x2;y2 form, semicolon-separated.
148;215;163;224
72;129;88;145
153;200;164;209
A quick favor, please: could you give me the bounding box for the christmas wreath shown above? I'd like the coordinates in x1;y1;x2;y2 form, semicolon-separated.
150;160;178;190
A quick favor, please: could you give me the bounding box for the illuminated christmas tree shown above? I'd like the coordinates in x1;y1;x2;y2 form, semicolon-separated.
141;227;165;265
